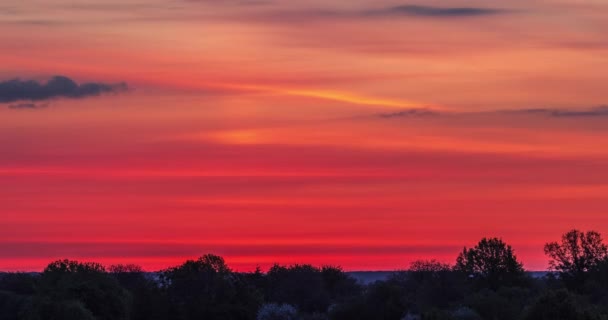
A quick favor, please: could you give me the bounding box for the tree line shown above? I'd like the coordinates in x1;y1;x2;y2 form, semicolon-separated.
2;229;608;320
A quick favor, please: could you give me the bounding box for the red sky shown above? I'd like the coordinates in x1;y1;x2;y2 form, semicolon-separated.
1;0;608;271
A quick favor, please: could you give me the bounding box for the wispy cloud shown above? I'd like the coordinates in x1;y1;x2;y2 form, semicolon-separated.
377;106;608;119
185;0;273;6
365;5;506;18
0;75;128;104
8;102;48;110
501;106;608;118
255;4;508;23
0;2;508;27
378;108;439;118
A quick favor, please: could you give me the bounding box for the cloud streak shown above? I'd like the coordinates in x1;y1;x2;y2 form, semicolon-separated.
8;102;48;110
250;4;509;24
187;2;506;19
378;106;608;119
186;0;272;5
377;108;438;118
365;5;505;18
531;106;608;118
0;75;128;104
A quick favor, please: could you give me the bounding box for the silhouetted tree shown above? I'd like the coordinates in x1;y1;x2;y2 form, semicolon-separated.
109;264;144;273
455;237;525;289
36;259;131;320
109;264;170;320
321;266;361;302
109;264;146;289
404;260;467;312
544;230;608;279
328;277;408;320
266;264;330;314
10;238;608;320
161;254;261;320
44;259;106;274
409;260;452;273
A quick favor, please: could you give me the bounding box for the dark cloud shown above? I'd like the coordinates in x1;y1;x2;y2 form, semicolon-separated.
8;102;48;110
185;0;273;6
265;4;506;22
549;106;608;117
378;108;439;118
505;106;608;118
0;75;128;104
378;106;608;121
368;5;505;17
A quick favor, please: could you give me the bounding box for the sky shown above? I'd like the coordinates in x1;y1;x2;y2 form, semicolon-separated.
1;0;608;272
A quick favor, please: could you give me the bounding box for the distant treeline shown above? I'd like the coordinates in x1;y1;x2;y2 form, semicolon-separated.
2;229;608;320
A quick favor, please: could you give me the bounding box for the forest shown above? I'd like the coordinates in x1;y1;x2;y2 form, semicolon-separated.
2;229;608;320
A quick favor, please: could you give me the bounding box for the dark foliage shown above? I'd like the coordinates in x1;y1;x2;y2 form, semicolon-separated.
160;254;262;320
328;278;408;320
522;289;605;320
37;259;132;320
545;229;608;289
404;260;468;312
109;264;170;320
455;237;527;289
2;231;608;320
264;264;359;314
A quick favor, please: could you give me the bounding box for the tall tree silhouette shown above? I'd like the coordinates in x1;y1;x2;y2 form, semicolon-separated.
455;237;525;288
544;230;608;280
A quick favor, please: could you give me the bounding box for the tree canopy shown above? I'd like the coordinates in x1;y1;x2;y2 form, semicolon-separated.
455;237;525;288
3;231;608;320
544;229;608;276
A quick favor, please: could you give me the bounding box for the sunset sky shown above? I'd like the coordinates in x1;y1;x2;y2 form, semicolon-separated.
1;0;608;271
